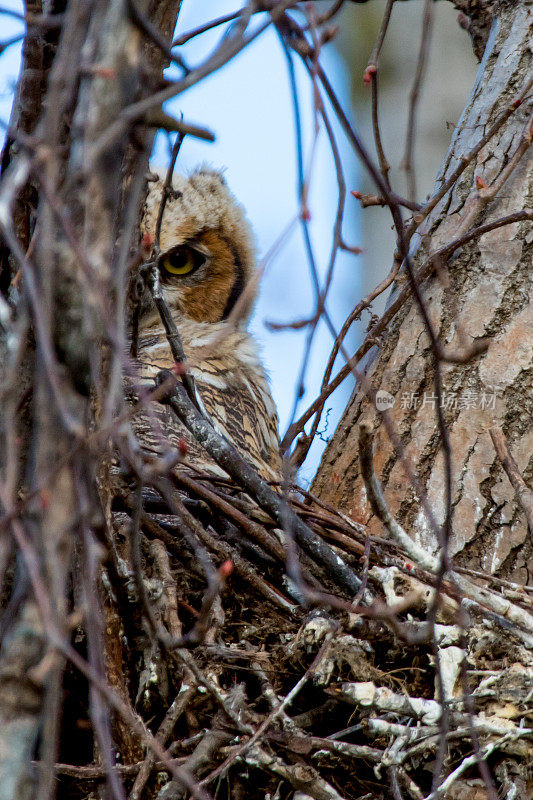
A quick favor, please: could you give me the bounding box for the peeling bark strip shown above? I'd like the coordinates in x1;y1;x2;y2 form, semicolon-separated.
314;4;533;581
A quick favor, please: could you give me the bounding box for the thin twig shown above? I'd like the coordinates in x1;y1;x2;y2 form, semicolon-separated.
490;426;533;541
404;76;533;245
157;374;362;595
402;0;433;202
172;8;245;46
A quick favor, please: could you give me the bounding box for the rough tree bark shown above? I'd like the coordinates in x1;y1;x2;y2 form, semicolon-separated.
0;3;183;798
314;2;533;583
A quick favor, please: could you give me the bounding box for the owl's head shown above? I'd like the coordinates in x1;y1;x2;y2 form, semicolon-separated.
141;167;257;326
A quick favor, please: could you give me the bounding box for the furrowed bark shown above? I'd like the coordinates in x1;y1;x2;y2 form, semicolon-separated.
314;4;533;581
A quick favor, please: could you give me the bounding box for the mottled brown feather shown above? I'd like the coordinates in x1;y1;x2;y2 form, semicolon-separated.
129;168;282;481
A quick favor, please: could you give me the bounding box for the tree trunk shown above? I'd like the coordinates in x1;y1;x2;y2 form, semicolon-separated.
313;2;533;583
0;3;183;798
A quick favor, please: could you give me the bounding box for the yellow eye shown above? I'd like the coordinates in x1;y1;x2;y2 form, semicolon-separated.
159;246;205;277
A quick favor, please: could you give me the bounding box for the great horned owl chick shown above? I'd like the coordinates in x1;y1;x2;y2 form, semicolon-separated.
132;167;281;481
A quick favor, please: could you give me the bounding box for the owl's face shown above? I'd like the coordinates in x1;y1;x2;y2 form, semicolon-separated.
141;168;256;326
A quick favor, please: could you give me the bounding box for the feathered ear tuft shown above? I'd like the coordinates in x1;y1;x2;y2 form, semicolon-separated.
194;164;228;186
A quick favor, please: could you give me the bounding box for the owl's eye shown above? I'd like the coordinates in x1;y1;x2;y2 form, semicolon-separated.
159;246;205;277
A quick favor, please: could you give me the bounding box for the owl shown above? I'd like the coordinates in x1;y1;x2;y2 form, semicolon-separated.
129;167;282;482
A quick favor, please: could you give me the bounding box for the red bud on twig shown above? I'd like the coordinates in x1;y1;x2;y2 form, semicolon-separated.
363;64;376;87
219;560;234;578
141;232;153;256
172;361;188;376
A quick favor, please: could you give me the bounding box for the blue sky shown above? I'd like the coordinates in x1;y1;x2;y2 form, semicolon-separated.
0;2;361;481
